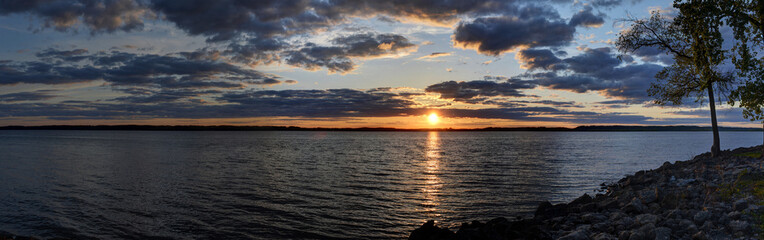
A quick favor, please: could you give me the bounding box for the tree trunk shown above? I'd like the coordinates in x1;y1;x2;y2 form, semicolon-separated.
707;83;721;157
761;122;763;159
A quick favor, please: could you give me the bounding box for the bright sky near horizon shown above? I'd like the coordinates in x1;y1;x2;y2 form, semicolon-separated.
0;0;758;128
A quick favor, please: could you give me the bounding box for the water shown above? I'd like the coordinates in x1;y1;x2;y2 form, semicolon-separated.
0;130;760;239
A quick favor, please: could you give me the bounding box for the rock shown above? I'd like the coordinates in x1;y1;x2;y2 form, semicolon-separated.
609;211;627;222
614;216;634;232
691;231;707;240
727;211;741;220
582;213;607;224
637;189;657;204
597;199;619;210
558;229;590;240
728;220;749;233
617;231;630;240
409;220;454;240
634;214;659;226
580;203;598;212
733;199;748;211
571;194;594;206
535;201;568;220
591;232;616;240
622;199;646;214
654;227;671;240
693;211;711;225
627;223;655;240
678;219;697;235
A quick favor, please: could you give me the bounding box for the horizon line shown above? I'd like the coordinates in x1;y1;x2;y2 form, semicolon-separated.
0;125;760;132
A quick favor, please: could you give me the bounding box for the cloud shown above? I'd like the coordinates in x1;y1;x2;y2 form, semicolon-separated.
569;6;604;28
282;33;417;73
35;48;90;62
417;52;452;60
630;46;675;65
0;90;57;102
3;0;597;72
1;50;288;90
453;5;575;55
425;76;536;101
515;48;564;71
518;47;662;101
0;0;149;33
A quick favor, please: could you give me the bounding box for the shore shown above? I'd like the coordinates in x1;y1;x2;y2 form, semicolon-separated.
410;146;764;240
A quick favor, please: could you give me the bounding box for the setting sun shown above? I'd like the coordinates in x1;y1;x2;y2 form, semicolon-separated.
427;113;439;125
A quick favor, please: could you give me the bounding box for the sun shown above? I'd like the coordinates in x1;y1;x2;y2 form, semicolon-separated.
427;113;439;125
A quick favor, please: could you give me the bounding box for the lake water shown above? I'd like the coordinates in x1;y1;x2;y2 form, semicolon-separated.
0;130;761;239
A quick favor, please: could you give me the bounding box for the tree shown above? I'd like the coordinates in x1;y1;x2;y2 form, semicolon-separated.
616;6;733;157
718;0;764;158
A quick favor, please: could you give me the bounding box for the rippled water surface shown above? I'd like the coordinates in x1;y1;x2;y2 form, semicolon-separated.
0;130;761;239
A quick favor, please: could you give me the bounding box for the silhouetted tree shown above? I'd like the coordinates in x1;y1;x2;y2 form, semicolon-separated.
717;0;764;157
616;6;733;157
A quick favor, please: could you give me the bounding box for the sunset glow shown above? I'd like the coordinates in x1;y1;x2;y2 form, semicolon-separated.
428;113;440;125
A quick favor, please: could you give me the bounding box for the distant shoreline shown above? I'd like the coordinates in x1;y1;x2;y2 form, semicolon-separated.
0;125;760;132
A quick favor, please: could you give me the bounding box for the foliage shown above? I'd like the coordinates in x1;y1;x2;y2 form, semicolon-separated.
715;0;764;121
734;151;763;159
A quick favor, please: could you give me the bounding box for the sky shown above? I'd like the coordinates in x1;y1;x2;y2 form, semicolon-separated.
0;0;759;128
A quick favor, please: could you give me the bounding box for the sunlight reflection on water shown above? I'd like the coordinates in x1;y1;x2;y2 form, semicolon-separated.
422;131;442;220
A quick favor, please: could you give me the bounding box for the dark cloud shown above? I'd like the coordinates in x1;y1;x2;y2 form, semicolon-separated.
520;47;663;100
2;0;599;71
0;90;57;102
1;50;286;89
217;89;418;117
0;0;148;33
35;48;89;62
425;77;536;101
590;0;643;8
453;7;575;55
631;46;675;65
113;89;221;104
283;33;416;73
569;6;604;28
516;48;564;71
0;61;103;85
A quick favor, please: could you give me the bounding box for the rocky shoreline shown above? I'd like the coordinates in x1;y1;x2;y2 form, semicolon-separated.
410;146;764;240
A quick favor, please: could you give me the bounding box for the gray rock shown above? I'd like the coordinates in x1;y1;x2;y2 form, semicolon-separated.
654;227;671;240
627;223;655;240
582;213;607;223
700;221;714;232
609;211;627;222
558;229;590;240
591;232;616;240
678;219;698;235
598;199;619;210
733;199;748;211
622;198;646;214
614;217;635;231
727;211;741;220
693;211;711;225
728;220;749;233
691;231;707;240
618;231;630;240
638;189;657;204
634;214;659;226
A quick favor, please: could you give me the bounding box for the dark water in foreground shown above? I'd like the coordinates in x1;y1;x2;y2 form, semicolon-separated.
0;130;761;239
